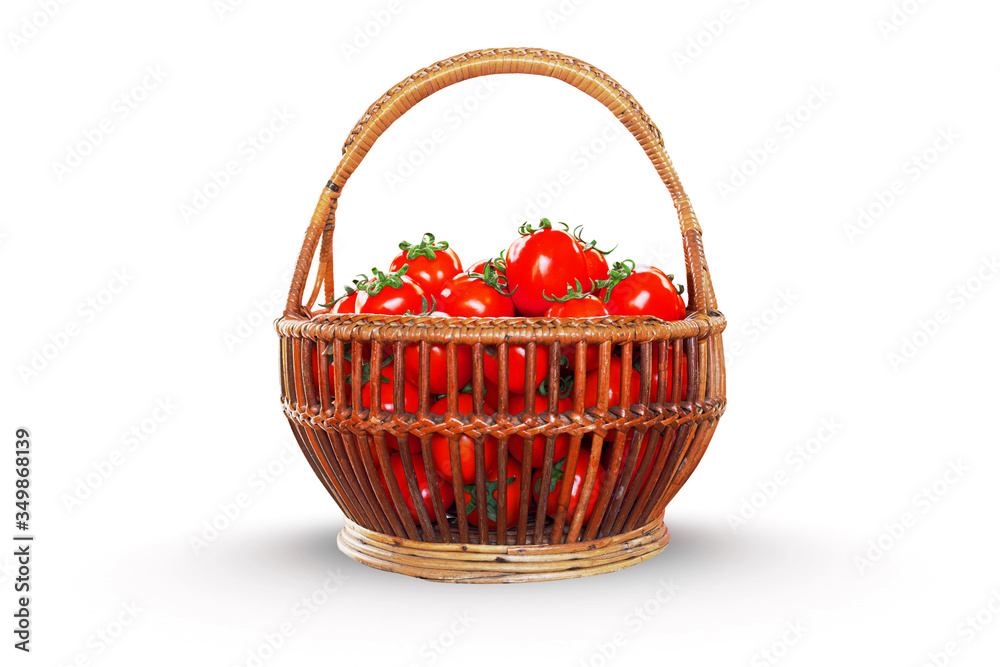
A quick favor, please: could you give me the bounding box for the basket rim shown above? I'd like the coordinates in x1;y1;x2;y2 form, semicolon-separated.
276;311;726;345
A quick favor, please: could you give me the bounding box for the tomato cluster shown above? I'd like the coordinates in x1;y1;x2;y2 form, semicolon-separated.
315;221;686;321
309;222;689;528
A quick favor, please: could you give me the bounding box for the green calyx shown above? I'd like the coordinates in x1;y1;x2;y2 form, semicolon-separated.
469;257;517;296
398;233;450;261
345;273;369;295
533;458;567;496
403;294;437;316
537;367;573;399
320;273;368;307
364;264;409;296
665;274;685;296
595;259;636;302
463;476;516;522
542;278;596;303
572;225;617;255
518;217;569;236
343;351;393;385
458;381;487;399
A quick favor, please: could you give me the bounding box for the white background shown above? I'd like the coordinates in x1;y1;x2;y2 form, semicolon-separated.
3;0;999;665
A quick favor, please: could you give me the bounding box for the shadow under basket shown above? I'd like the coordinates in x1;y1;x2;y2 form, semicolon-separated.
276;48;727;583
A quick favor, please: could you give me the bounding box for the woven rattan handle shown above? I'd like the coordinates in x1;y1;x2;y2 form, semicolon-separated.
285;47;716;318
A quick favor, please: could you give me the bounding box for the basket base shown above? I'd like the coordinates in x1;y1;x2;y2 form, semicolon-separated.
337;518;670;583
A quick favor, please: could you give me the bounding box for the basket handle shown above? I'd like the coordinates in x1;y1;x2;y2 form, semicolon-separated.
284;48;716;318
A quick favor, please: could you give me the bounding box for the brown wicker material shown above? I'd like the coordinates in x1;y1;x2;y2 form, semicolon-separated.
337;518;670;583
276;48;726;583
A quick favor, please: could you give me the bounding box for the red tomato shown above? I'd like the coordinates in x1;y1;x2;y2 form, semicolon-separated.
483;344;550;394
507;394;572;467
582;248;610;283
505;219;591;316
484;379;500;408
466;258;488;274
601;430;659;492
463;457;522;528
429;395;498;484
466;252;508;276
389;233;462;296
329;292;358;314
544;294;610;319
437;260;516;318
355;266;431;316
320;273;370;314
378;453;454;522
572;225;614;284
361;363;421;451
533;450;606;523
583;356;641;408
598;261;686;321
402;313;473;394
359;363;416;411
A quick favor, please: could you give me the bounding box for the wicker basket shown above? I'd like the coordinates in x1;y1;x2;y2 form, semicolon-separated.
276;48;726;583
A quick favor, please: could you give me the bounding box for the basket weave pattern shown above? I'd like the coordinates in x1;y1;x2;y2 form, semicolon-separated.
276;48;726;582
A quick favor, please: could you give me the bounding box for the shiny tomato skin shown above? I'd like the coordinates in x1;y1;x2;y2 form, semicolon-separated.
356;276;429;316
600;265;686;321
505;228;590;316
483;344;550;394
544;295;610;319
583;357;641;408
389;248;462;297
379;453;454;522
660;268;686;317
507;394;573;467
532;450;607;523
429;395;498;484
463;457;522;528
582;247;610;284
330;291;359;314
437;272;516;318
466;258;490;274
